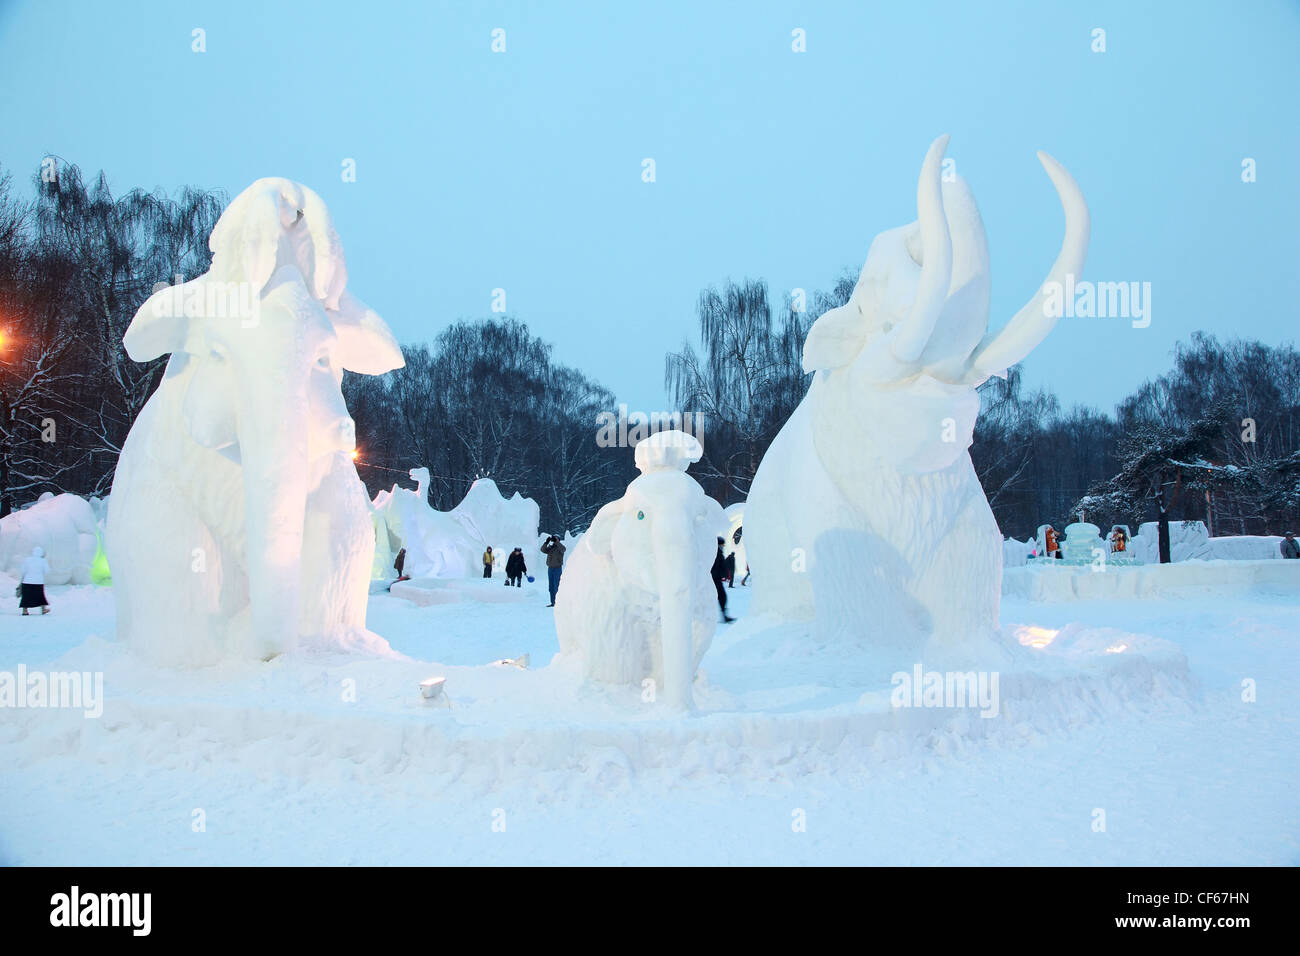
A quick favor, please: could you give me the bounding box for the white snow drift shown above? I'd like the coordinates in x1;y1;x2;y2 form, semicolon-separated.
0;493;100;586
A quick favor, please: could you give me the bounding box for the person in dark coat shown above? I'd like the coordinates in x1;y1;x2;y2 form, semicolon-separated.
711;537;734;622
724;550;736;588
541;535;566;606
504;547;526;586
393;547;407;578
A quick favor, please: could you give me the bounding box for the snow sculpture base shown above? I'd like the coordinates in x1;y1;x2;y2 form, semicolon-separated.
1004;558;1300;603
14;591;1193;807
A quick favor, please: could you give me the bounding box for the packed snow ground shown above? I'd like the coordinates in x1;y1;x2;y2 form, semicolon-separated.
0;569;1296;865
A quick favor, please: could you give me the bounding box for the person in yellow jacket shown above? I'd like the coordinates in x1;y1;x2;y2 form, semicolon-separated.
482;547;494;578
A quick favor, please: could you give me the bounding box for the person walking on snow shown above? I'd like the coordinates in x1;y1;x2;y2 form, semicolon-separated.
541;534;566;606
504;547;526;586
712;537;734;623
482;546;494;578
1281;532;1300;559
19;545;50;616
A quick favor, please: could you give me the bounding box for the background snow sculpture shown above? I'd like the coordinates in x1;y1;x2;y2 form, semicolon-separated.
449;478;541;575
555;431;726;710
369;470;543;582
744;135;1089;656
0;493;100;585
1002;536;1034;568
107;178;404;664
724;503;746;578
1060;522;1104;564
371;468;483;580
1131;520;1211;563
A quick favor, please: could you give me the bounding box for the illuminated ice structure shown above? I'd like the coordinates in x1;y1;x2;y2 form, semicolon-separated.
107;178;403;664
744;135;1089;657
555;431;726;711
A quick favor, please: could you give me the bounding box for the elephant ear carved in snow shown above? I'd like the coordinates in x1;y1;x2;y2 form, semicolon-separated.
744;136;1089;659
108;177;404;665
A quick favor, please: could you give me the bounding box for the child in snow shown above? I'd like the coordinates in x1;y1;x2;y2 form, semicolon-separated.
19;546;51;616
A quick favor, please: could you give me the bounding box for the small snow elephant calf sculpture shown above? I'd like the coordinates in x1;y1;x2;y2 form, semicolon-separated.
555;431;726;711
108;178;404;664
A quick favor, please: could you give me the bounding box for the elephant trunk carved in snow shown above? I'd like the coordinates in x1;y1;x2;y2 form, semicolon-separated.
744;136;1090;653
107;178;405;664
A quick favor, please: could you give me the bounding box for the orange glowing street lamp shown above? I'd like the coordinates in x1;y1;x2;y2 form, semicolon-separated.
350;449;360;462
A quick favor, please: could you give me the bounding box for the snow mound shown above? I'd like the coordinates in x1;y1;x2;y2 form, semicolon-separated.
0;493;100;586
389;577;532;607
1003;558;1300;602
1206;535;1284;561
2;609;1191;798
1002;537;1034;567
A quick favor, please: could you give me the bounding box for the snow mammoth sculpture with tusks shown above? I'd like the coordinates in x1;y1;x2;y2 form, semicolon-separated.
108;178;404;664
555;432;726;711
745;136;1090;655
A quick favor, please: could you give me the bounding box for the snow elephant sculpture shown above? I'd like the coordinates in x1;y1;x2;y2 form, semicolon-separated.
745;135;1089;657
108;178;404;664
555;431;726;711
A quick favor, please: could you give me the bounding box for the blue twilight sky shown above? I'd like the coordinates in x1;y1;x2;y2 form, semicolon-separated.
1;0;1297;415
